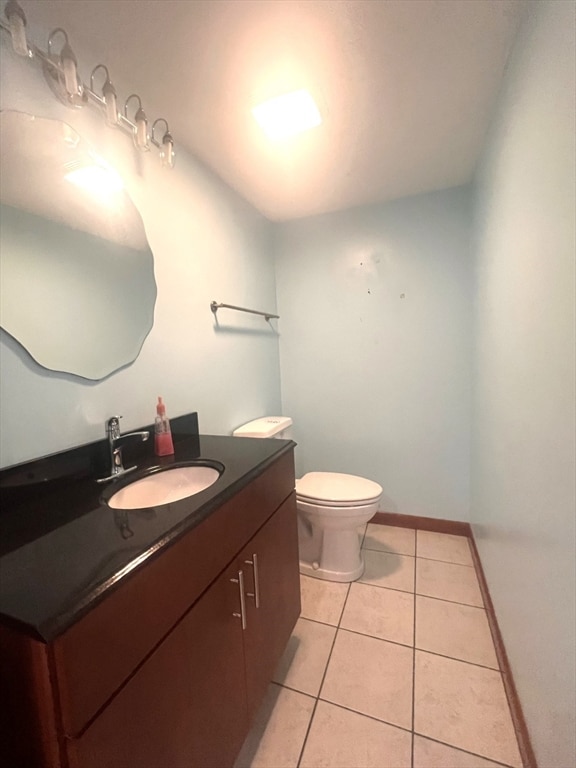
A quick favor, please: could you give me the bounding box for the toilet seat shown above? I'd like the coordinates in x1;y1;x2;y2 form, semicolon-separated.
297;497;380;517
296;472;382;507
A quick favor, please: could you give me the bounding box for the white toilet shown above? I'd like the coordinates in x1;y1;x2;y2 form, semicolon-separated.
232;417;383;582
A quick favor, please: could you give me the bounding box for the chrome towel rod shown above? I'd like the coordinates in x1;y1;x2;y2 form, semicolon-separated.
210;301;279;321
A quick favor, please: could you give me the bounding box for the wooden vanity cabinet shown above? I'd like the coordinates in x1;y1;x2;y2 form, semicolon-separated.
68;493;300;768
0;449;300;768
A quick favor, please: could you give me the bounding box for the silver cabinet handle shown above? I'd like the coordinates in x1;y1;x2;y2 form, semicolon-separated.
244;553;260;608
230;570;247;630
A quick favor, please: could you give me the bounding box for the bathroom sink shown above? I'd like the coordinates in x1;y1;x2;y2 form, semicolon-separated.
106;462;224;510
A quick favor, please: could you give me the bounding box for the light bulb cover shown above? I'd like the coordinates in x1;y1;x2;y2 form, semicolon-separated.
162;131;175;168
47;28;81;99
134;106;149;150
102;80;118;126
252;89;322;140
124;94;149;150
151;118;174;167
61;41;79;96
91;64;118;125
5;0;30;56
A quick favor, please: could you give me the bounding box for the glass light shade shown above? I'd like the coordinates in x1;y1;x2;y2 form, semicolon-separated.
6;2;29;57
134;107;148;150
161;132;174;168
102;81;118;126
252;89;322;140
61;42;79;96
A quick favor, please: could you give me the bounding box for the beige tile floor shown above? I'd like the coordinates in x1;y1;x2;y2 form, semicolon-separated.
235;525;522;768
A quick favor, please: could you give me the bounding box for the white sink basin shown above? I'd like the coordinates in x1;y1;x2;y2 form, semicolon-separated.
107;464;222;510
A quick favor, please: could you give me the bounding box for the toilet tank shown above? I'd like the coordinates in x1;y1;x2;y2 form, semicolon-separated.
232;417;293;440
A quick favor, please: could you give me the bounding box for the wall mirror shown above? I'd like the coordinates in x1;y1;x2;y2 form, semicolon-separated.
0;110;156;380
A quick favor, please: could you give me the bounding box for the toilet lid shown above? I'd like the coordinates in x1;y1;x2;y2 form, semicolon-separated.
296;472;383;504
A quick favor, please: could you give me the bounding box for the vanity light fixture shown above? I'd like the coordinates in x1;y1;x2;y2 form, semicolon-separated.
0;0;175;167
4;0;29;56
90;64;118;126
125;94;149;151
252;89;322;141
47;27;80;98
151;118;175;169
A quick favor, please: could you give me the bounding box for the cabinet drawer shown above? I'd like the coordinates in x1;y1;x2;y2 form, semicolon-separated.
53;450;295;736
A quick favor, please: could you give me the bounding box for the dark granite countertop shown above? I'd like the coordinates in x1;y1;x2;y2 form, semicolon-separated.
0;415;295;642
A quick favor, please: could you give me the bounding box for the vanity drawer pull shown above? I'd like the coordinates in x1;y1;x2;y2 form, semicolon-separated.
244;553;260;608
230;570;247;630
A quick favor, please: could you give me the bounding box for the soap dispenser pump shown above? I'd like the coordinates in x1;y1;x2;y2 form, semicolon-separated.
154;396;174;456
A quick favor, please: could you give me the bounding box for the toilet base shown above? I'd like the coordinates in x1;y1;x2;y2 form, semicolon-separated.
299;558;365;583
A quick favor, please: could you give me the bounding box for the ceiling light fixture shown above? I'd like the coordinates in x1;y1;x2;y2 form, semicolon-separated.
252;89;322;141
0;0;175;167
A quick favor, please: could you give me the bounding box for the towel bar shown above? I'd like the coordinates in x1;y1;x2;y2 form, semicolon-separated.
210;301;279;321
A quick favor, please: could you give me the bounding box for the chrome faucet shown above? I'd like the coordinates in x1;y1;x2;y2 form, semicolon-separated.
97;415;150;483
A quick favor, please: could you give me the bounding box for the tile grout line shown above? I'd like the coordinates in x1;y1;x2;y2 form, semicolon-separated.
413;590;487;610
412;732;518;768
271;681;317;700
363;545;475;568
294;698;318;768
358;576;484;610
296;616;501;673
318;697;414;736
288;532;493;768
415;554;475;567
315;695;413;735
278;683;517;768
414;646;500;673
313;694;516;766
295;581;352;768
413;592;483;610
298;615;348;630
411;529;417;768
357;581;415;596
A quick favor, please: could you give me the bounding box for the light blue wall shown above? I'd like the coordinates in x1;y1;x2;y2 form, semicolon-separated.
0;37;281;468
275;188;473;520
472;2;576;765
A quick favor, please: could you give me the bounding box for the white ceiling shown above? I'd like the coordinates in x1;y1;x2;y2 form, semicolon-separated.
24;0;527;221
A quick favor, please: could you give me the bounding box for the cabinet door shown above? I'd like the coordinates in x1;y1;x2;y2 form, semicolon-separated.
239;492;301;720
184;559;250;768
68;561;248;768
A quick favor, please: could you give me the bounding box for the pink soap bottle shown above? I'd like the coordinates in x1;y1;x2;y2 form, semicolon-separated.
154;396;174;456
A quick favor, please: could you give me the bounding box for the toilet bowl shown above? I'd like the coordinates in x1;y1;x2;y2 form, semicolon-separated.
232;418;383;583
296;472;382;582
